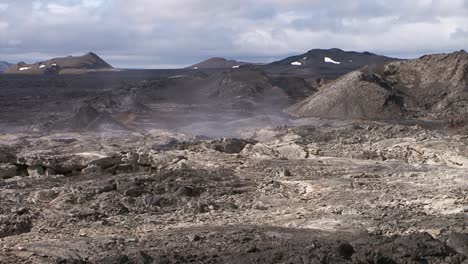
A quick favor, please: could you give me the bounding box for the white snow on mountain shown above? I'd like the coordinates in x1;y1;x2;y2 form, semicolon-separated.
324;57;341;65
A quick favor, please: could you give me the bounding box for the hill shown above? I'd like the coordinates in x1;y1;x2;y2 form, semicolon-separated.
264;48;399;78
188;57;254;69
287;50;468;120
4;52;114;74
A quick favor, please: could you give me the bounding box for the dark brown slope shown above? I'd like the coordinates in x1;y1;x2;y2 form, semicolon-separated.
149;67;316;111
5;52;114;74
287;50;468;120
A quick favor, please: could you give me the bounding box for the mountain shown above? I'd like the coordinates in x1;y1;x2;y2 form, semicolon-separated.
264;48;399;78
0;61;12;72
188;57;254;69
287;50;468;120
133;67;315;112
4;52;114;74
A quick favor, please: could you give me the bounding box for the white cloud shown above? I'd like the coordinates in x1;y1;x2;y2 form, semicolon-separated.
0;3;8;11
0;0;467;67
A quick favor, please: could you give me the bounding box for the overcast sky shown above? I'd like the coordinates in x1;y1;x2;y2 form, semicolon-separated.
0;0;467;68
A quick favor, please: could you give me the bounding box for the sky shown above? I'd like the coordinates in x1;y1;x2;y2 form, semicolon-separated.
0;0;467;68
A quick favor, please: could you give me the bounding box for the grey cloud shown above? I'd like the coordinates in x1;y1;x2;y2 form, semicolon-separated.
0;0;467;68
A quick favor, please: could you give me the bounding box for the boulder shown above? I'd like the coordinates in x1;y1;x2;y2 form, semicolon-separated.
0;164;17;179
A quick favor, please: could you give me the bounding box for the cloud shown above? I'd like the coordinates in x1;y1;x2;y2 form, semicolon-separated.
0;0;467;68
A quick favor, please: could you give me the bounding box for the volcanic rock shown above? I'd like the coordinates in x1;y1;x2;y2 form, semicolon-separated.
447;232;468;256
0;164;17;179
287;71;405;119
288;50;468;120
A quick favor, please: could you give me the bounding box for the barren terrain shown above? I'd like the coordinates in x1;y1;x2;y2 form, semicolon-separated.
0;52;467;263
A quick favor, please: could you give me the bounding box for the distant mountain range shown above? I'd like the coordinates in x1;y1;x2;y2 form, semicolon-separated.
0;61;12;72
188;57;255;69
187;49;399;79
4;52;114;74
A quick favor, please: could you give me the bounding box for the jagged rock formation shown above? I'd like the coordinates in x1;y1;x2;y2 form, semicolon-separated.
288;50;468;120
4;52;114;74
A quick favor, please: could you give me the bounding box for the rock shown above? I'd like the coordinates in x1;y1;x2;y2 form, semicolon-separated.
94;181;117;194
213;138;250;153
144;195;171;207
29;190;60;204
336;242;355;259
0;213;33;238
276;144;308;160
124;188;142;197
276;168;292;177
252;201;269;211
137;153;151;166
0;164;17;179
0;152;15;164
176;186;202;197
246;245;260;253
45;167;56;177
138;251;154;264
447;232;468;256
122;152;139;171
88;155;123;169
82;164;103;175
27;165;44;178
363;251;396;264
187;234;201;242
394;232;450;258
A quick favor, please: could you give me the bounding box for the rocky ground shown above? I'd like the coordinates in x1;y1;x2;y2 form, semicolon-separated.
1;119;467;263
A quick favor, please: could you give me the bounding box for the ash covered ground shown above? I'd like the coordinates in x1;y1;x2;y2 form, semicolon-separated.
0;58;468;263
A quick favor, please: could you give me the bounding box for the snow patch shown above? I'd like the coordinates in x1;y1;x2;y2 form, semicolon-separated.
19;67;31;71
39;65;46;69
193;67;198;70
324;57;341;65
303;57;307;60
232;65;240;69
291;61;302;66
51;64;57;67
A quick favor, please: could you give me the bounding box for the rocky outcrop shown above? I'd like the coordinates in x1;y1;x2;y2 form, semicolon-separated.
287;71;405;119
288;50;468;120
0;164;17;179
